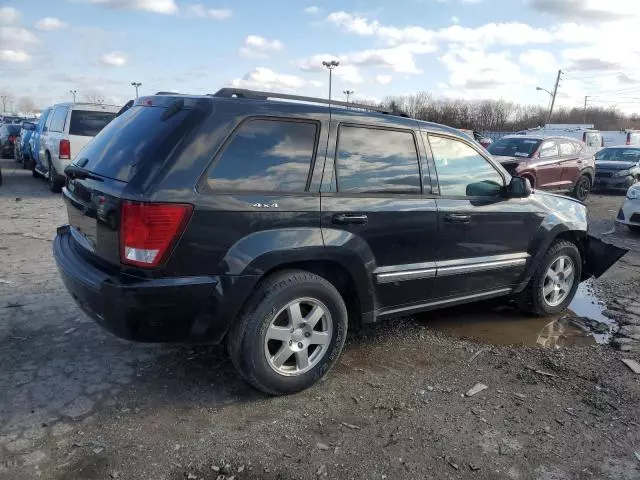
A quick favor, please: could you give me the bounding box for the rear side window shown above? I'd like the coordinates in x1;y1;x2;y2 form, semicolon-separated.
584;132;600;147
336;125;421;194
539;141;559;158
49;107;68;133
69;110;116;137
74;105;195;182
207;118;318;192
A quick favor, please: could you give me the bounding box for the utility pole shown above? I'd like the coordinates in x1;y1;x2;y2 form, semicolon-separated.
583;95;589;125
547;69;562;124
70;90;77;103
130;82;142;99
322;60;339;101
343;89;354;104
0;95;6;113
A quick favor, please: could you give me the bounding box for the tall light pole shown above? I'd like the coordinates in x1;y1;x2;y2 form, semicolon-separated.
131;82;142;99
0;95;6;113
322;60;339;101
69;90;77;103
343;89;354;104
583;95;589;125
547;69;563;124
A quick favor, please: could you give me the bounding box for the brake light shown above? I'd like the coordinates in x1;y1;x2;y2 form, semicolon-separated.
120;202;193;268
627;134;631;145
8;135;16;142
59;139;71;160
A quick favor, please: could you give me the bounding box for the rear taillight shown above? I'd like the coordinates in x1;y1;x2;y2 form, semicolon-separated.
627;134;631;145
59;139;71;160
8;135;16;142
120;202;193;268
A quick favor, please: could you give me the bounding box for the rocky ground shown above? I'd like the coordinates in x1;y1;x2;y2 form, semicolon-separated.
1;159;639;480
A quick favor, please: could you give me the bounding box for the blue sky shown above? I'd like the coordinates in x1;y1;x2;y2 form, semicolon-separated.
1;0;639;113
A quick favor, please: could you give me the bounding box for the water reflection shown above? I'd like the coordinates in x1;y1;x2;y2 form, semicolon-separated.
421;281;616;349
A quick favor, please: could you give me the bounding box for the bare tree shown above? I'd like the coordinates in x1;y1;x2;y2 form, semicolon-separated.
17;96;37;115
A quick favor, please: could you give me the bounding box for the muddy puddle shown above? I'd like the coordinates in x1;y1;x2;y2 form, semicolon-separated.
421;281;617;349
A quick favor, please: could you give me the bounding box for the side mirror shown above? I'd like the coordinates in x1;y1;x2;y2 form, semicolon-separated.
506;176;532;198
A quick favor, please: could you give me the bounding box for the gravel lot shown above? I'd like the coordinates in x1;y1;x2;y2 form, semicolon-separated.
1;159;640;480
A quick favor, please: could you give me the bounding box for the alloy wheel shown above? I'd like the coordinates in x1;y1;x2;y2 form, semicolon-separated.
577;177;590;200
542;255;575;307
264;297;333;376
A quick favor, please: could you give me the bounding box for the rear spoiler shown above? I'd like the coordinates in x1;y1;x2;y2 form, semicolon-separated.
116;100;134;117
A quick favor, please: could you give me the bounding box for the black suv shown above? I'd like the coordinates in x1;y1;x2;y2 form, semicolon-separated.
54;89;625;395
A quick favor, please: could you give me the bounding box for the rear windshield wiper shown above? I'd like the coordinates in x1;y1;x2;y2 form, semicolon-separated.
64;164;104;182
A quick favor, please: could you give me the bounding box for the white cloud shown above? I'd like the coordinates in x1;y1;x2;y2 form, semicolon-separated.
304;6;320;14
185;4;232;19
99;51;127;67
0;6;20;25
296;55;364;83
35;17;68;31
519;49;557;72
376;75;392;85
0;49;30;62
0;27;39;49
79;0;178;14
239;35;283;59
231;67;306;91
309;80;323;87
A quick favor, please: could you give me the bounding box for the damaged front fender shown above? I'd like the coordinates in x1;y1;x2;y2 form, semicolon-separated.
583;235;628;279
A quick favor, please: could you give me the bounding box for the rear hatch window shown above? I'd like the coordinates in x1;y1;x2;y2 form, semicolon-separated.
73;97;204;182
69;110;116;137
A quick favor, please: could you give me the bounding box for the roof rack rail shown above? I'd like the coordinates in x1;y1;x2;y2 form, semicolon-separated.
211;88;408;117
155;91;182;95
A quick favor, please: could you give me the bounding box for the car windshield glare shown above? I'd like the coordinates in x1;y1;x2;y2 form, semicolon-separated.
487;138;541;158
596;148;640;163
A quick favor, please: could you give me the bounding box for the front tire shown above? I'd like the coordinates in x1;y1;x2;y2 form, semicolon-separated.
572;174;591;201
228;270;348;395
516;240;582;316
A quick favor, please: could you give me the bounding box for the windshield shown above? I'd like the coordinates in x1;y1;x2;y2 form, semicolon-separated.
596;148;640;163
487;137;541;158
69;110;117;137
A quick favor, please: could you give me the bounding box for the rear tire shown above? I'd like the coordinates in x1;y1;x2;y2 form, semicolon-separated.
227;270;348;395
47;156;63;193
516;240;582;316
572;174;591;201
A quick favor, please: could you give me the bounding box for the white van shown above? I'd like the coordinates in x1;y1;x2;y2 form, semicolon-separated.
37;102;120;192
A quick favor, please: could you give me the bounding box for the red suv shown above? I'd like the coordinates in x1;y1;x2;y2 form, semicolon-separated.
487;135;595;201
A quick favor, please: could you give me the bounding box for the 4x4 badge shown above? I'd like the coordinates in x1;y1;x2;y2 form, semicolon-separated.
252;203;279;208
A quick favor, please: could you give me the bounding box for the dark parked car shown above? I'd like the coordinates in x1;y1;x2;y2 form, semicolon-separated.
15;121;37;165
0;124;21;159
594;146;640;191
53;89;626;395
487;135;595;201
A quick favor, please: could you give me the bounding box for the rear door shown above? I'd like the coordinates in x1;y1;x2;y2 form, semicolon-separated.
533;140;564;190
320;119;439;312
43;106;69;173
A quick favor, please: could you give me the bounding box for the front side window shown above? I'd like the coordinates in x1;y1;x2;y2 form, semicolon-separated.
49;107;69;133
559;141;576;156
336;125;421;194
207;118;318;192
539;141;559;158
429;135;504;197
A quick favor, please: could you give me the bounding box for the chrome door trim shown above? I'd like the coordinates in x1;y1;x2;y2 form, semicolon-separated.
374;253;528;284
376;268;437;284
381;288;513;316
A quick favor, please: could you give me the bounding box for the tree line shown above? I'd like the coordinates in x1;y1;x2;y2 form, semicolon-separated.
363;92;640;132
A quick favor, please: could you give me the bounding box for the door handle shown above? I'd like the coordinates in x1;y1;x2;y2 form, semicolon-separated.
444;213;471;223
332;213;368;225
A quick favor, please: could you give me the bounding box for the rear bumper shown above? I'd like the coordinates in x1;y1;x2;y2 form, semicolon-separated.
53;225;257;343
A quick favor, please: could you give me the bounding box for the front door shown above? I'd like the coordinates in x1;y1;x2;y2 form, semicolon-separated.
425;133;541;300
320;120;439;312
533;140;565;191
